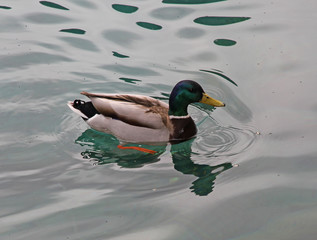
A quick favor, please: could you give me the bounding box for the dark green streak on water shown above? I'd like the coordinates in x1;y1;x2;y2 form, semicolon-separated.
194;16;250;26
112;4;138;14
0;5;11;9
113;51;129;58
214;39;237;46
60;28;86;35
200;69;238;86
40;1;69;10
119;77;141;84
163;0;225;4
136;22;162;30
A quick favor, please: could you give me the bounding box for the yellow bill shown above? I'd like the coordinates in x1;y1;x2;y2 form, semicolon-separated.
200;93;225;107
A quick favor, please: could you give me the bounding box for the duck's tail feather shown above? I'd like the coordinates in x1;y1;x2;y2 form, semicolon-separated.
67;100;99;120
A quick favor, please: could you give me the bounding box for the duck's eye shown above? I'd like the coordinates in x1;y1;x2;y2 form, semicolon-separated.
189;88;194;92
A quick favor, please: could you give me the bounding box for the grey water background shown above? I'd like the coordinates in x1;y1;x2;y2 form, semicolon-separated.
1;0;317;239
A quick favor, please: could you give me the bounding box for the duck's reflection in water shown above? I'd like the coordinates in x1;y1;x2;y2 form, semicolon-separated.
76;129;232;196
75;129;165;168
171;140;232;196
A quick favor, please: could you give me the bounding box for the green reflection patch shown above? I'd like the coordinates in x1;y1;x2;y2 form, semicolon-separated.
40;1;69;10
214;39;236;46
119;77;141;84
194;16;250;26
112;51;129;58
136;22;162;30
112;4;138;14
60;28;86;35
0;6;11;9
163;0;225;4
200;69;238;86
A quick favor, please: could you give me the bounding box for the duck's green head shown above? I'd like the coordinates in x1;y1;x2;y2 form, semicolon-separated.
168;80;225;116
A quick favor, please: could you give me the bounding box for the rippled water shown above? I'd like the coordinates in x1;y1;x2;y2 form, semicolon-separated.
1;0;317;239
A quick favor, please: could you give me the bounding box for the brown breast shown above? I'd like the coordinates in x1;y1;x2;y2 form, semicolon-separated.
169;117;197;142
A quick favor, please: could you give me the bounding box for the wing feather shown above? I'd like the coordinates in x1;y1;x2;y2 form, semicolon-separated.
81;92;170;129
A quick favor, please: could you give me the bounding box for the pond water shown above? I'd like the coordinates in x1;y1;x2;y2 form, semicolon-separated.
1;0;317;239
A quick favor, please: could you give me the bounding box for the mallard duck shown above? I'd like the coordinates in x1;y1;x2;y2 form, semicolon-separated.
68;80;225;143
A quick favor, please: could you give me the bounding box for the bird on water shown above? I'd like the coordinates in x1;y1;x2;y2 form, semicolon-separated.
68;80;225;143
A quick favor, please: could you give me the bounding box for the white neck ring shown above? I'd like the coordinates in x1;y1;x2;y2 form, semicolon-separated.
169;115;190;119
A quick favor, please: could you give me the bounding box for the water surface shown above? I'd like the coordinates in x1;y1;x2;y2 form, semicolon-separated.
1;0;317;239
